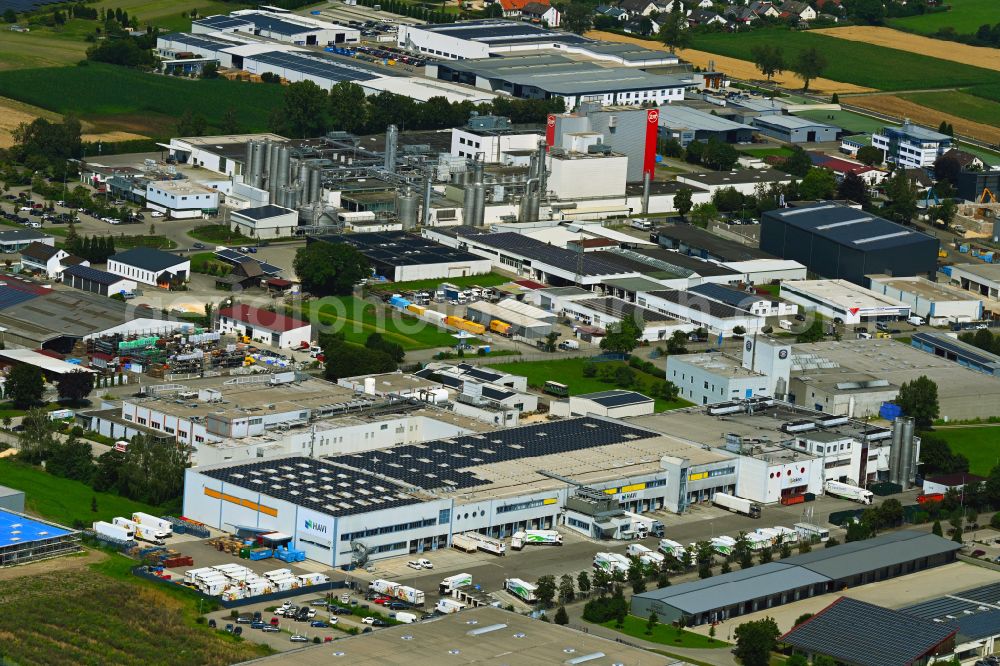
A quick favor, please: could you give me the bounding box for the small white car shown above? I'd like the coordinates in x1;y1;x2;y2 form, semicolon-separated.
328;616;339;625
361;616;376;625
289;634;309;643
406;561;422;570
151;211;164;218
416;558;433;569
306;609;316;619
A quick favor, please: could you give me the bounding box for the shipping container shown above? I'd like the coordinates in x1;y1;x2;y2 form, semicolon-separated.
489;319;512;336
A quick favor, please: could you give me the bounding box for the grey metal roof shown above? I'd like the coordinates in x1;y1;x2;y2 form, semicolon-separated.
578;390;653;408
882;122;951;143
689;282;768;310
233;204;296;221
784;530;961;579
247;50;383;83
110;247;185;273
654;224;774;261
635;562;828;614
628;247;738;277
573;296;677;323
464;233;637;277
417;19;590;45
313;231;484;267
240;11;323;37
765;201;937;252
912;332;1000;372
752;114;837;131
601;276;672;293
0;229;49;242
62;264;128;286
161;31;243;50
646;289;752;319
783;597;956;666
660;105;754;133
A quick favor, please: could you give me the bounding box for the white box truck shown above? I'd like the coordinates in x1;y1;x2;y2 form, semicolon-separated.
627;543;665;566
711;536;736;556
435;598;466;614
658;539;687;560
510;530;562;550
93;520;132;542
713;492;762;518
624;512;665;538
907;315;925;326
745;531;773;552
794;522;830;542
114;517;167;542
593;552;630;574
393;611;417;624
439;573;473;595
505;578;538;603
132;512;173;536
464;532;506;556
824;480;873;505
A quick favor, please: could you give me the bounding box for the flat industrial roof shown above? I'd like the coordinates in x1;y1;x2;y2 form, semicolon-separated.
160;31;247;50
868;275;981;303
246;50;383;82
660;105;754;132
110;247;186;272
912;332;1000;372
689;282;773;310
654;225;774;261
676;169;793;187
753;114;838;131
781;279;908;310
312;232;485;267
0;508;71;548
571;296;678;323
577;389;653;408
232;204;295;221
415;19;590;45
464;232;638;277
646;289;754;319
243;606;661;665
765;201;937;252
193;15;253;30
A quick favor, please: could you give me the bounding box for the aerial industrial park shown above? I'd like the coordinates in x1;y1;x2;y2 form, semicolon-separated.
0;0;999;664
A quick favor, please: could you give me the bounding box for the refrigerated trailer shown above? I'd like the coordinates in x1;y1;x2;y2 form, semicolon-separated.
505;578;538;603
824;480;873;505
658;539;687;560
369;579;425;605
93;520;132;541
623;512;665;538
439;573;473;595
510;530;562;550
436;598;466;614
713;492;762;518
594;552;630;574
132;512;173;536
461;532;506;556
451;533;479;553
626;543;665;566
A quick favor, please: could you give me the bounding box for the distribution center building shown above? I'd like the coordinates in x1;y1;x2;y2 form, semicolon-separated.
761;201;940;285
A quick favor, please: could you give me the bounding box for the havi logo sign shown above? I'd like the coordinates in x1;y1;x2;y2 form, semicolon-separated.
304;519;328;534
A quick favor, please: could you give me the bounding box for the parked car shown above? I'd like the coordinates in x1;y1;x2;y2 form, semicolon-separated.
208;619;217;628
416;558;433;569
233;626;242;636
250;621;265;629
269;617;280;627
235;615;252;624
262;625;279;632
311;600;328;606
252;611;262;622
310;620;328;628
361;616;376;625
329;606;353;615
406;560;423;570
224;624;234;633
151;211;164;218
192;242;205;249
290;634;309;643
373;597;389;605
372;619;387;627
388;602;408;611
973;549;986;557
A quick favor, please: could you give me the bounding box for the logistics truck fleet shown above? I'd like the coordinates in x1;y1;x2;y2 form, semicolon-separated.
435;598;466;614
713;492;762;518
113;517;167;543
439;573;473;595
658;539;687;560
460;532;506;556
131;512;173;536
510;530;562;550
594;552;630;574
624;512;665;538
505;578;538;603
451;534;479;553
368;579;425;605
824;480;874;505
93;521;133;542
626;543;665;566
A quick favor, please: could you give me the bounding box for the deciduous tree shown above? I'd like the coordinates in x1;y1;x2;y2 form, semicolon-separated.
733;617;780;666
896;375;939;427
7;363;44;408
293;242;370;296
791;47;828;91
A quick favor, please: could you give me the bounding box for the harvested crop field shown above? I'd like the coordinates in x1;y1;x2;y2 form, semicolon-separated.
0;97;148;149
586;30;874;94
814;26;1000;72
849;94;1000;144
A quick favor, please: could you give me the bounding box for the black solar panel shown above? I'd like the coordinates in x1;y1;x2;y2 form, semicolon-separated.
326;416;658;491
214;250;282;275
464;232;634;277
194;15;252;30
201;457;422;517
311;232;483;267
646;289;753;319
582;390;653;408
248;51;381;83
913;332;1000;368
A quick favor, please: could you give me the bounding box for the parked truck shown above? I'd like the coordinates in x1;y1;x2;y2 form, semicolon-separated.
744;531;773;552
624;512;665;538
369;579;425;606
114;517;167;543
505;578;538;603
824;480;873;505
393;611;417;624
451;533;479;553
94;520;132;542
593;552;630;575
712;492;762;518
439;573;473;595
510;530;562;550
489;319;512;336
132;512;173;536
658;539;687;561
711;536;737;557
462;532;506;556
435;598;466;614
627;543;665;566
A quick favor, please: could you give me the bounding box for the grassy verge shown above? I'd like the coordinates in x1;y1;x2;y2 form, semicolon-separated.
929;426;1000;477
191;250;233;275
114;234;178;250
900;89;1000;128
189;224;250;244
0;400;62;418
367;272;512;292
488;357;691;412
0;458;164;526
598;615;728;648
302;296;459;351
739;147;794;158
887;0;997;35
690;28;999;90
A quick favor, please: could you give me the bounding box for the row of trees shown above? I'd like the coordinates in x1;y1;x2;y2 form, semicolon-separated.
320;331;403;381
271;80;566;139
750;44;829;91
959;329;1000;356
65;235;118;264
6;365;94;408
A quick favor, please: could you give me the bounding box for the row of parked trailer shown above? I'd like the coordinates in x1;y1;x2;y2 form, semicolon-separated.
183;564;329;600
92;512;173;545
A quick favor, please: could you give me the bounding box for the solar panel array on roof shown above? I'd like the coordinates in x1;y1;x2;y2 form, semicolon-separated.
456;364;503;382
465;233;636;277
580;390;653;408
480;385;515;401
311;232;484;266
0;280;44;310
247;51;381;83
200;457;422;517
572;297;676;323
327;416;658;491
241;11;319;36
213;249;282;275
419;19;590;45
62;264;127;286
782;597;956;666
912;332;1000;370
646;289;753;319
161;32;241;51
194;15;253;30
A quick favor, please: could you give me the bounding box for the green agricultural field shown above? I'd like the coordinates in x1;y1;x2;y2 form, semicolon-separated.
0;64;284;138
888;0;998;35
901;90;1000;128
367;272;512;292
689;29;999;90
0;555;270;666
0;31;88;71
302;296;459;350
795;108;895;135
931;426;1000;477
739;147;794;158
488;357;691;412
0;458;165;526
968;84;1000;104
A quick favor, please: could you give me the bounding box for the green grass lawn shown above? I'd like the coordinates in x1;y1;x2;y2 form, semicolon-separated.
888;0;998;35
930;426;1000;477
0;30;88;71
0;64;284;138
795;108;896;135
0;458;164;526
900;90;1000;128
367;272;512;292
302;296;459;351
189;224;250;244
739;147;794;158
599;615;728;648
969;84;1000;104
488;357;691;412
690;28;999;90
0;401;62;418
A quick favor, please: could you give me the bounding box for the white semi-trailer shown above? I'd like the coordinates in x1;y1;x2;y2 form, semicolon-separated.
505;578;538;603
93;520;131;542
824;480;873;505
658;539;687;560
627;543;665;566
593;552;630;574
439;573;473;594
713;492;762;518
462;532;506;556
510;530;562;550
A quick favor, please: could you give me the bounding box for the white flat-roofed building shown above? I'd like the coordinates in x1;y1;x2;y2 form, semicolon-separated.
230;204;298;239
947;263;1000;312
196;11;359;46
675;169;795;195
361;77;497;104
722;259;807;284
450;119;543;164
550;390;655;418
638;289;764;337
667;336;791;405
867;274;983;325
781;279;910;325
872;121;952;169
146;180;219;219
107;248;190;287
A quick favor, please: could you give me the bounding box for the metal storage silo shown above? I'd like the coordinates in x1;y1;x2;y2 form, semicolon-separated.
463;185;476;223
276;145;290;191
396;188;418;230
472;182;485;227
888;418;903;486
384;124;398;173
900;417;916;489
244;141;254;184
309;168;321;204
